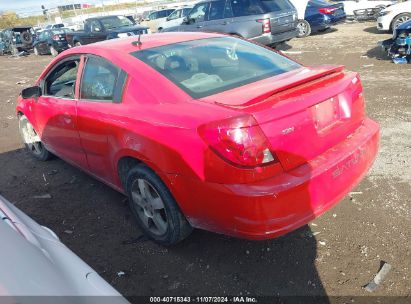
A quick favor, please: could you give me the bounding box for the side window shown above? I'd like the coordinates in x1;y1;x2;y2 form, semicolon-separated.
148;12;158;20
44;59;79;99
80;56;125;102
182;8;193;17
208;1;226;20
168;10;180;20
230;0;265;17
188;3;209;22
90;20;102;32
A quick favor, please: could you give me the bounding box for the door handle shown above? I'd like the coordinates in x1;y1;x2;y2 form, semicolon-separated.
222;21;228;25
196;25;203;28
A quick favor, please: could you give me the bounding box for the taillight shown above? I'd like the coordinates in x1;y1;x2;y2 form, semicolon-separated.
52;35;60;41
319;7;337;14
198;115;278;168
257;18;271;34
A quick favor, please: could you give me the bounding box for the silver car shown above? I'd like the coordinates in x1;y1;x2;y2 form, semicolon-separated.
0;194;128;304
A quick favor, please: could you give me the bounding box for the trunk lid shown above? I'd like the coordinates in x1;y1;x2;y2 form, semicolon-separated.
201;65;365;171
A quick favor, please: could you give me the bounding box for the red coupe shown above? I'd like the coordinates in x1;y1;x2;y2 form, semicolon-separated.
16;32;379;245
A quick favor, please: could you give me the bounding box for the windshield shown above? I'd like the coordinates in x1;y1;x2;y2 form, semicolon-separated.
132;37;301;99
101;16;134;29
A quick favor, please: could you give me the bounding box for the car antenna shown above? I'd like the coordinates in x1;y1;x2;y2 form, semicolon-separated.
132;32;142;47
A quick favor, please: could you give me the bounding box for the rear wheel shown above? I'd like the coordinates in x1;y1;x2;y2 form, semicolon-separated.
19;115;51;161
392;13;411;30
126;164;192;246
296;20;311;38
50;46;58;56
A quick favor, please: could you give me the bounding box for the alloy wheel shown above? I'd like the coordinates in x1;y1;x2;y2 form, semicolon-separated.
130;179;168;236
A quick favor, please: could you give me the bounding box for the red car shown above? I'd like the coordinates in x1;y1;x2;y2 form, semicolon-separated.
17;32;379;245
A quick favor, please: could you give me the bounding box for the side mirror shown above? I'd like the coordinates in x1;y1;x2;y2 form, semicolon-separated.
183;16;192;24
22;86;41;99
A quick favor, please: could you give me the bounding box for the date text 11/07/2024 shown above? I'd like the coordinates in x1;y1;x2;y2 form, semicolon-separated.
149;296;257;303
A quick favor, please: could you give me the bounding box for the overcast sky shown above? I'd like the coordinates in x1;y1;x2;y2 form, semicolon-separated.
0;0;101;14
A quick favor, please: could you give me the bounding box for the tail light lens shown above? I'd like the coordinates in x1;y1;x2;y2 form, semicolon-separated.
257;18;271;34
319;7;337;14
52;35;60;41
198;115;278;168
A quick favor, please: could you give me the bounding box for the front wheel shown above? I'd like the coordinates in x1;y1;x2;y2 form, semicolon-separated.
19;115;51;161
126;164;192;246
50;46;58;56
392;13;411;30
296;20;311;38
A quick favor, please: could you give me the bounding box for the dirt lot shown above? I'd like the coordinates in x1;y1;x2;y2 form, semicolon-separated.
0;21;410;301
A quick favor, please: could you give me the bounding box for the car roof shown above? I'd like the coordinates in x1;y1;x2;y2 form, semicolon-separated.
68;32;224;55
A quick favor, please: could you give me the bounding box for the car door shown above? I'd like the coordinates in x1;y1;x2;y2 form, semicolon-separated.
88;20;106;44
178;2;209;31
32;56;88;168
35;31;47;54
202;0;234;33
76;55;128;183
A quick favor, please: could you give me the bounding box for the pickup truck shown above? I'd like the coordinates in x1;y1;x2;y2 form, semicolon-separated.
66;15;149;47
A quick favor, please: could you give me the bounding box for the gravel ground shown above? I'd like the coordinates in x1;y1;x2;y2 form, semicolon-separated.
0;21;410;301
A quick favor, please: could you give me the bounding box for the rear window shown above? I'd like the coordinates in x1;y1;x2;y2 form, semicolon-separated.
132;37;300;98
260;0;295;12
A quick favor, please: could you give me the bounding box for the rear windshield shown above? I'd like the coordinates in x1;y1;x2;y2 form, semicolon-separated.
309;0;332;6
229;0;294;17
132;37;300;98
260;0;295;12
101;16;134;29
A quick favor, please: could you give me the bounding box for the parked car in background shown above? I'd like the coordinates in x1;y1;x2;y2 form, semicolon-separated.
33;28;72;56
140;8;176;32
290;0;346;37
330;0;395;18
45;23;65;30
0;27;33;55
353;7;385;21
377;0;411;31
157;6;194;31
380;19;411;63
17;32;379;245
163;0;298;46
0;194;128;300
66;15;149;47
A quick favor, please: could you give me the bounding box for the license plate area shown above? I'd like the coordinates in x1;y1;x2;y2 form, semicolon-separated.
312;97;340;131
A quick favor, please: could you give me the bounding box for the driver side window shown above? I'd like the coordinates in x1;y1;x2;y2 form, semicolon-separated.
44;59;79;99
188;3;209;23
90;21;101;32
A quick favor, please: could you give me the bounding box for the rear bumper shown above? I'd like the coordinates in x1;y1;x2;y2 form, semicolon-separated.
250;29;298;45
170;118;379;240
53;41;69;52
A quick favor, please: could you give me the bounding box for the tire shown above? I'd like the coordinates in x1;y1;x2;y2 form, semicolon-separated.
126;164;192;246
33;46;39;56
296;20;311;38
50;46;58;56
21;31;33;44
19;115;51;161
392;13;411;30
